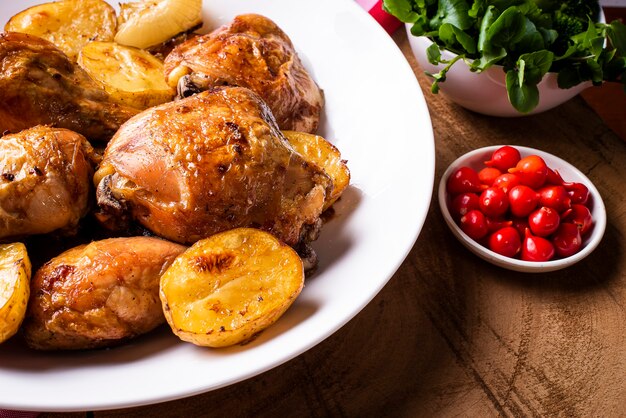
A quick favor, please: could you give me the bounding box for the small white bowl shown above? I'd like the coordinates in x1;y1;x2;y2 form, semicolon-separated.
406;29;591;117
439;146;606;273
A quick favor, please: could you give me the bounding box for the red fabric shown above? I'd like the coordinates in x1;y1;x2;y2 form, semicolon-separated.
361;0;402;34
0;411;39;418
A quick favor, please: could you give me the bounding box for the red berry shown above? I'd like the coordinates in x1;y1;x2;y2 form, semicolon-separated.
450;193;480;221
508;185;539;217
552;223;582;258
509;155;548;189
538;185;571;213
511;216;530;237
521;228;555;261
459;210;488;240
563;204;593;235
492;173;521;193
546;168;564;185
485;216;513;233
485;146;521;171
479;187;509;217
447;167;486;195
549;170;590;205
528;206;561;237
478;167;501;186
566;182;590;205
488;226;521;258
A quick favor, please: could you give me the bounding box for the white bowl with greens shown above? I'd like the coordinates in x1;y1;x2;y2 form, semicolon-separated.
406;34;591;116
384;0;626;116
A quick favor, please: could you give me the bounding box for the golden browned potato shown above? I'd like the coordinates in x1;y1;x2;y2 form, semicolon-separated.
160;228;304;348
115;0;202;49
0;243;31;344
78;41;175;109
0;126;96;240
4;0;117;60
23;237;186;350
282;131;350;210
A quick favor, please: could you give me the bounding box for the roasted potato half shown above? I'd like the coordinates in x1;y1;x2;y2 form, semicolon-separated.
78;41;175;109
282;131;350;210
160;228;304;348
116;0;203;49
4;0;117;60
0;243;31;344
23;237;186;350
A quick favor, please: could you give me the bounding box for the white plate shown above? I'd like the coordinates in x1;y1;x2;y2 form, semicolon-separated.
0;0;434;412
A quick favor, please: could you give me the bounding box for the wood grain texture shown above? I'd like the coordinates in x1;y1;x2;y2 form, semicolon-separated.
41;29;626;418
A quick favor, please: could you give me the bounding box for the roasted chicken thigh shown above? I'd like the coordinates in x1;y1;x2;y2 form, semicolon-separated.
0;126;95;240
164;14;324;133
0;32;138;142
95;86;331;251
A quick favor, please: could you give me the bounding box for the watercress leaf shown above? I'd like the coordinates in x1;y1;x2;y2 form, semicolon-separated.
557;66;583;89
478;5;498;53
515;0;544;21
589;36;605;60
471;46;507;70
439;23;477;53
539;28;558;48
486;6;527;49
602;56;626;81
382;0;420;23
490;0;524;11
608;20;626;55
514;17;545;53
517;50;554;84
506;69;539;113
410;14;431;36
426;42;443;64
468;0;486;18
585;58;603;84
475;6;508;70
429;0;473;31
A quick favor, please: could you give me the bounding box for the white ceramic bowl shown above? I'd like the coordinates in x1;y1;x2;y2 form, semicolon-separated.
439;146;606;272
406;28;591;117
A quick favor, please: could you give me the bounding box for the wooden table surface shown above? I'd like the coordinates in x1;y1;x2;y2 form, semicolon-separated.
41;29;626;418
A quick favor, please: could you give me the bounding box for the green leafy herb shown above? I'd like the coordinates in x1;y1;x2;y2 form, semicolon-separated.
382;0;626;113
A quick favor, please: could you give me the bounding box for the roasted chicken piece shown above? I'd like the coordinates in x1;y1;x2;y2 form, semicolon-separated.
0;126;95;240
23;236;186;350
164;14;324;133
94;86;331;255
0;32;138;142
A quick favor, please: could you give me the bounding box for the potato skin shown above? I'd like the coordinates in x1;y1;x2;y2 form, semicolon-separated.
4;0;117;60
0;243;31;344
77;42;175;110
23;237;185;350
282;131;350;211
160;228;304;347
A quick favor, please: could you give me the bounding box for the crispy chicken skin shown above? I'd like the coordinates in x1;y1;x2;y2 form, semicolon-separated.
23;237;186;350
0;32;138;142
164;14;324;133
0;126;96;240
94;86;331;248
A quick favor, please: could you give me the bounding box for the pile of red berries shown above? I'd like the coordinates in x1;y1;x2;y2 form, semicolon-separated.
446;146;594;262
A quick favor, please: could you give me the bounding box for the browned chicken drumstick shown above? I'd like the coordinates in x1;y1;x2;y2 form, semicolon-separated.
0;32;138;142
0;125;96;240
94;86;331;264
164;14;324;133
